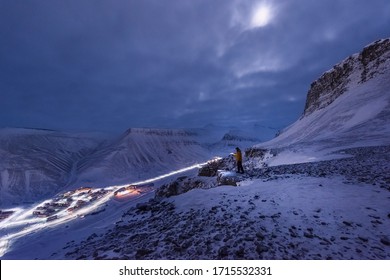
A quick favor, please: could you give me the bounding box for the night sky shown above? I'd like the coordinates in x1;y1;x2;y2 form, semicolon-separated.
1;0;389;133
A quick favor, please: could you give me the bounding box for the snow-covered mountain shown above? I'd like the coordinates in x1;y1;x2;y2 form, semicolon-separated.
0;128;102;206
75;128;211;187
0;126;255;205
259;38;390;153
208;129;261;154
0;127;213;205
188;124;276;155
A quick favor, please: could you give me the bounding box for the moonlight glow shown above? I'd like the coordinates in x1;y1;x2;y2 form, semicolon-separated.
251;4;273;28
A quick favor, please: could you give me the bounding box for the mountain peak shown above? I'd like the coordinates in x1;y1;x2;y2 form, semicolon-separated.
304;38;390;116
262;38;390;149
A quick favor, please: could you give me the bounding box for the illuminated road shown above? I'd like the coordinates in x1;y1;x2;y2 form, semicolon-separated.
0;159;221;258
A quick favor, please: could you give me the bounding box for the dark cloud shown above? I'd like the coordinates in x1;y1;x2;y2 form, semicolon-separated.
1;0;390;133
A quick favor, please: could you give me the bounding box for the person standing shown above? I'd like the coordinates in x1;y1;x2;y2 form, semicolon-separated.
234;147;245;174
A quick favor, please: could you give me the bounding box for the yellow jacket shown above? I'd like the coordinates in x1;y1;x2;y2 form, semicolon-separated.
234;150;242;161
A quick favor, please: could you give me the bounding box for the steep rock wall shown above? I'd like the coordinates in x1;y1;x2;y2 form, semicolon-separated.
304;38;390;116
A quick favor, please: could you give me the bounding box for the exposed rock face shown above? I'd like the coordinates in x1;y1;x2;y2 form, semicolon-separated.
359;39;390;82
155;176;216;199
304;38;390;116
221;133;259;142
198;157;235;177
217;171;239;186
245;147;269;159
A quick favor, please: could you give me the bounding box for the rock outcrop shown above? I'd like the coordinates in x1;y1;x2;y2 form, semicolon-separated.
304;38;390;116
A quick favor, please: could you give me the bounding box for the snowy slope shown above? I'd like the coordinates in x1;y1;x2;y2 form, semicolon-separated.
254;39;390;165
0;127;224;205
0;123;274;207
74;128;212;187
0;128;102;206
2;145;389;260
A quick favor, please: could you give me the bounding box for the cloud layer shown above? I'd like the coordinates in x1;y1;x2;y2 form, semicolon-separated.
1;0;390;133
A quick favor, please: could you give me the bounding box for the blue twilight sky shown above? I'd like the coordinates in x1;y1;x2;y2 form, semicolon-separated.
1;0;390;133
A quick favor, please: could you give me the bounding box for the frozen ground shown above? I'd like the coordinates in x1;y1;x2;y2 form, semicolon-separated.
59;145;390;260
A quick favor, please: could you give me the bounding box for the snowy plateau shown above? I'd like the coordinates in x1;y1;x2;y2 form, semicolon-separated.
1;39;390;260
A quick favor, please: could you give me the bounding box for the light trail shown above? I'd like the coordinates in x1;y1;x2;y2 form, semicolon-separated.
3;218;43;229
108;160;214;189
0;158;221;258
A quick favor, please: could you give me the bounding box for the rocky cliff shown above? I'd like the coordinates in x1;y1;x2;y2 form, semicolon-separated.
260;38;390;149
304;38;390;116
